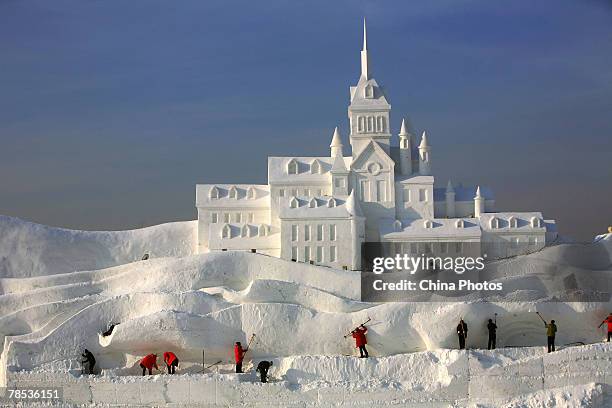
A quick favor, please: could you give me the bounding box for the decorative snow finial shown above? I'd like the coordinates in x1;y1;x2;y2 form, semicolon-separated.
446;180;454;193
399;118;408;137
419;131;429;148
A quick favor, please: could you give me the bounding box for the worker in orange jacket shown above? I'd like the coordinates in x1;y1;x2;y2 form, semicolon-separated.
163;351;179;374
599;313;612;342
140;353;159;376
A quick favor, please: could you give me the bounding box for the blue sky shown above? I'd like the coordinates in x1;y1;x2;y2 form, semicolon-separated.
0;0;611;240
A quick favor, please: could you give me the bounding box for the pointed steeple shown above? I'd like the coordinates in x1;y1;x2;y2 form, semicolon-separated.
360;18;370;79
330;126;343;157
418;131;429;148
446;180;455;193
399;118;408;138
475;186;482;198
330;127;342;147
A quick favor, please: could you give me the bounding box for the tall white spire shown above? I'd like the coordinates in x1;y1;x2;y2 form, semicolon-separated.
360;18;370;79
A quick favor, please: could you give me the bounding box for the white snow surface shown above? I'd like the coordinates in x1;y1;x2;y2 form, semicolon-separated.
0;215;611;407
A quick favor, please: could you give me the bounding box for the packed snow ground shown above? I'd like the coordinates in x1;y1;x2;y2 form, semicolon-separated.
0;215;611;406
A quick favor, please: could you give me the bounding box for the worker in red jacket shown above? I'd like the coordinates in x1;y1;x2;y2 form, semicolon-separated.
234;341;248;373
351;324;369;358
163;351;179;374
599;313;612;342
139;353;159;376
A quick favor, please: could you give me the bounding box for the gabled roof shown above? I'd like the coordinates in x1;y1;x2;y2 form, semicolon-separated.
351;140;395;171
278;196;361;220
349;76;390;110
268;156;352;184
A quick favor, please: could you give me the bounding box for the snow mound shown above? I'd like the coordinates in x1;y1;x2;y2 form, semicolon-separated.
0;215;197;278
1;216;612;406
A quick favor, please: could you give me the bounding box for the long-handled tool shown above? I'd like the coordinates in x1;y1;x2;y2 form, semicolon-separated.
535;311;547;324
344;317;371;338
201;360;223;372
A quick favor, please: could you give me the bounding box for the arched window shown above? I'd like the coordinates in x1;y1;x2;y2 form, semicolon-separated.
377;116;384;132
401;138;408;149
287;159;299;175
241;224;250;238
290;197;299;208
228;186;238;199
258;224;268;237
247;186;256;200
423;219;433;229
308;198;318;208
365;84;374;98
489;217;499;229
221;224;231;239
531;217;542;228
367;116;374;132
509;216;518;228
455;219;465;229
393;220;402;232
327;197;337;208
209;186;220;199
310;160;322;174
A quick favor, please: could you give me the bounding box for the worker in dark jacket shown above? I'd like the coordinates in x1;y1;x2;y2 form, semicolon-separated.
545;320;557;353
256;360;273;383
457;319;468;349
487;319;497;350
81;349;96;375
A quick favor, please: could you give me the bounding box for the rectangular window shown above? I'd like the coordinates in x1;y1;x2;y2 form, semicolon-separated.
360;180;369;201
304;246;311;262
317;189;323;196
303;188;310;196
223;213;230;223
440;242;448;254
410;243;418;254
419;189;427;202
316;246;323;262
403;187;410;202
455;242;463;253
211;213;218;223
529;236;537;246
248;213;255;223
291;246;298;261
329;246;337;262
291;188;298;196
317;224;323;241
511;237;519;248
291;225;298;242
329;224;337;241
279;189;285;197
233;213;242;223
304;225;311;241
376;180;386;202
335;178;345;188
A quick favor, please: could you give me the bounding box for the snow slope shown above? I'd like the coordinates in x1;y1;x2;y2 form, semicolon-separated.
0;216;611;406
0;215;197;278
